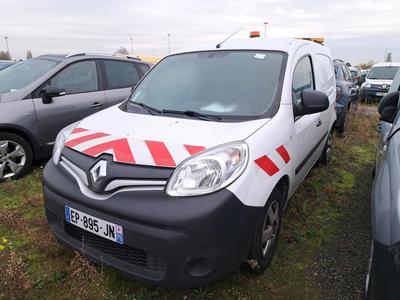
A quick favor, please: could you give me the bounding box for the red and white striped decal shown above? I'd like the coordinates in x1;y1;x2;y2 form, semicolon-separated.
64;128;206;167
255;145;290;176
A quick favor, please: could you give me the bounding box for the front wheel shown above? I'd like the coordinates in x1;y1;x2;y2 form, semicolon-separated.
0;133;33;181
247;188;283;273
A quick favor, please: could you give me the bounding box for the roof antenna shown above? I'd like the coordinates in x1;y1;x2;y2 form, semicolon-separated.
216;28;242;49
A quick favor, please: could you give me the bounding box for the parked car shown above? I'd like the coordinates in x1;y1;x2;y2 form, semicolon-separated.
43;36;337;287
0;53;151;180
334;59;359;134
0;60;16;71
349;66;362;85
366;68;400;299
359;62;400;102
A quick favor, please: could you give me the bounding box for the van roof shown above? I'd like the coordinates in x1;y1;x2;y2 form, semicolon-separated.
372;62;400;68
176;37;328;55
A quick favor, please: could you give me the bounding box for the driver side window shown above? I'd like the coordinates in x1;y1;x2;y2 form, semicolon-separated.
49;60;98;95
292;56;315;108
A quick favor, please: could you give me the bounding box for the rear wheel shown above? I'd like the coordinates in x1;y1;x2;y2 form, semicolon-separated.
319;130;334;165
0;133;33;180
247;188;283;273
337;106;348;136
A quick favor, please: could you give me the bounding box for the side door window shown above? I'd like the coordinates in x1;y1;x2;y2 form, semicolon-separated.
50;60;98;94
292;56;314;109
137;63;150;74
104;60;140;89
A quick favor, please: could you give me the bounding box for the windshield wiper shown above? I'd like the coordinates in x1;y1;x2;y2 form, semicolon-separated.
161;109;222;121
130;102;162;115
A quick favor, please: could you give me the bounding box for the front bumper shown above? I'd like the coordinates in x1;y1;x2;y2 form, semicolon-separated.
43;160;261;288
360;87;388;101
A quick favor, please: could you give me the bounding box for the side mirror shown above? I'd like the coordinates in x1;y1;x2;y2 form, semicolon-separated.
358;76;366;84
40;86;66;104
294;90;329;117
378;92;400;124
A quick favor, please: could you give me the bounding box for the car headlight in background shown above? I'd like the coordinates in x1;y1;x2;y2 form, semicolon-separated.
52;122;79;165
166;141;249;197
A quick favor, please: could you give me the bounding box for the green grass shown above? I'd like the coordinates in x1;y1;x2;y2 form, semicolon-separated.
0;105;378;299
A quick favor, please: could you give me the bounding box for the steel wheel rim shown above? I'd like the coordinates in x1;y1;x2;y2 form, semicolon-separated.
261;200;280;257
0;140;26;179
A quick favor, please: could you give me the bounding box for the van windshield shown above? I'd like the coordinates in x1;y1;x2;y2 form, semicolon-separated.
0;58;59;94
367;66;399;80
128;51;285;120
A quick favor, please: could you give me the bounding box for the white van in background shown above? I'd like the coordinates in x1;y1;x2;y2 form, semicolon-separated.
360;62;400;101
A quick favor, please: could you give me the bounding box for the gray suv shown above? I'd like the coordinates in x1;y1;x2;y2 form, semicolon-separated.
0;54;151;180
366;69;400;299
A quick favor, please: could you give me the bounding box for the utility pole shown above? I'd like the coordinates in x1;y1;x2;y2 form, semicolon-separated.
4;37;10;60
263;22;268;38
130;37;134;56
384;48;388;62
167;33;171;55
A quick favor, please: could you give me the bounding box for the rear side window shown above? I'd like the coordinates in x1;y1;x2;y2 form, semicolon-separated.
51;60;98;94
292;56;314;106
314;54;335;94
104;60;140;89
138;63;150;74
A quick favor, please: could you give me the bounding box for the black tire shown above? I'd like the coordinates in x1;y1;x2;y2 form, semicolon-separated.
319;130;334;165
0;132;33;181
247;188;284;273
337;106;348;136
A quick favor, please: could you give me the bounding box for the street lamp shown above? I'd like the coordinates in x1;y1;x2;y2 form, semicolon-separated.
167;33;171;55
130;37;134;56
4;36;10;60
263;22;268;38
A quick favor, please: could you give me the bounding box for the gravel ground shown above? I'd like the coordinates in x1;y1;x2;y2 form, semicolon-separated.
312;107;374;300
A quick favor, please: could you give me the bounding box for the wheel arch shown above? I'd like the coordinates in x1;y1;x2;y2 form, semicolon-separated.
274;175;290;206
0;124;40;159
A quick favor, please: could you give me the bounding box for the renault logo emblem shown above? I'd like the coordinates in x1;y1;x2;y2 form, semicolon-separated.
90;160;107;185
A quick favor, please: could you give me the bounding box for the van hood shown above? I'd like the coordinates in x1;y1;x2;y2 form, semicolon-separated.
64;105;268;168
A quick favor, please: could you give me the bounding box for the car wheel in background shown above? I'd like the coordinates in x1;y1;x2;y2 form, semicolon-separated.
319;130;334;165
247;188;283;273
0;133;33;181
337;106;349;136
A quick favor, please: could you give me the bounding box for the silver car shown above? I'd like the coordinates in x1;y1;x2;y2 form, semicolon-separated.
366;69;400;299
0;54;151;180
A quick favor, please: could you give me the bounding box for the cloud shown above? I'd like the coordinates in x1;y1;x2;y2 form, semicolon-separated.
0;0;399;64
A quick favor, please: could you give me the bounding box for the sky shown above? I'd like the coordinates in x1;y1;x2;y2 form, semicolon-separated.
0;0;399;65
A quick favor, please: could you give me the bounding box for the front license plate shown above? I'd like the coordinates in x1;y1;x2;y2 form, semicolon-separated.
65;205;124;244
376;92;386;96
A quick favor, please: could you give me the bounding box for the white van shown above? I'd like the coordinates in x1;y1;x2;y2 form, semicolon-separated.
360;62;400;101
43;36;337;287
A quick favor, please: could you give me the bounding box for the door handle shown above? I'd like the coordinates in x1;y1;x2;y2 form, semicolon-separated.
316;119;322;127
91;102;104;108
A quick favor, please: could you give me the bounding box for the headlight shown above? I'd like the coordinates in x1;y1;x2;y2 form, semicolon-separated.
362;82;371;88
52;122;79;165
166;141;249;197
